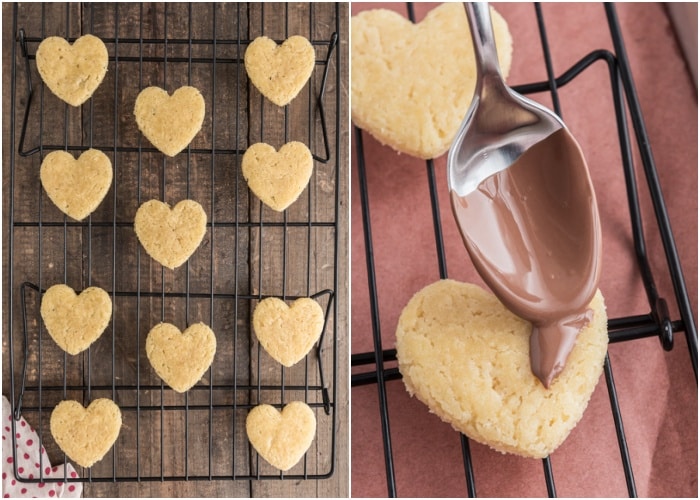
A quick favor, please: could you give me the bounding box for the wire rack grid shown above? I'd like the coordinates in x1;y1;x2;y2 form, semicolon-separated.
6;2;344;484
351;2;697;498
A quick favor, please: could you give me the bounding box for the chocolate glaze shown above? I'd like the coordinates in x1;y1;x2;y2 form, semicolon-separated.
451;127;602;388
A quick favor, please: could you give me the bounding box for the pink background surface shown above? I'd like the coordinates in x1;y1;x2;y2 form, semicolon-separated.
350;2;697;497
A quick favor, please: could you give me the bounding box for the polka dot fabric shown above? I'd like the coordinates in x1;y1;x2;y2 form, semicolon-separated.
2;396;82;498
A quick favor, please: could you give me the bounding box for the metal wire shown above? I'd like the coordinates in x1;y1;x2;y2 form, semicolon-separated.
8;2;342;483
351;2;697;498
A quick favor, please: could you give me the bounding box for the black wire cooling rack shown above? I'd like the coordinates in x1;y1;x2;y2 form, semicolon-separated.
6;2;343;483
351;3;698;497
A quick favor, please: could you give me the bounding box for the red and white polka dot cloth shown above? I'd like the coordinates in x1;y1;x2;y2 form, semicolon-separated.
2;396;82;498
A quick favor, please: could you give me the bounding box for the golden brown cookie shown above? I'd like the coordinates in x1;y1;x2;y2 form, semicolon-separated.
133;199;207;269
134;86;205;157
352;3;513;159
50;398;122;468
395;279;608;458
246;401;316;471
36;34;108;106
40;284;112;355
252;297;324;367
245;35;315;106
242;142;314;212
146;322;217;393
40;149;113;221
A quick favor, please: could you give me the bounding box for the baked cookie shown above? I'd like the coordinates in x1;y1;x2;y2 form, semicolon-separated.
36;34;108;106
134;86;205;156
134;199;207;269
242;142;313;212
245;35;315;106
252;297;324;367
352;3;513;159
40;284;112;355
395;279;608;459
146;322;217;393
50;398;121;468
246;401;316;471
40;149;113;221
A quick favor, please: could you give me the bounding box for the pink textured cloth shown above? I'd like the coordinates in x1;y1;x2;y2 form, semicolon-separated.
350;2;697;497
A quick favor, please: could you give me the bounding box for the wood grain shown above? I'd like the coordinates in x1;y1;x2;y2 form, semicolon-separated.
2;3;348;497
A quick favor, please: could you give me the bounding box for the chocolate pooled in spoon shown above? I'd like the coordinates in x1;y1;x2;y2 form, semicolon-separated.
448;3;602;388
451;128;602;388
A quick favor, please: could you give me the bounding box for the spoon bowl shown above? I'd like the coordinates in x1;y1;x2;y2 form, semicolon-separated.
448;2;602;387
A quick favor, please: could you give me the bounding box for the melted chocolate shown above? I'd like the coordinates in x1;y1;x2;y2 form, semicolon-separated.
451;128;601;388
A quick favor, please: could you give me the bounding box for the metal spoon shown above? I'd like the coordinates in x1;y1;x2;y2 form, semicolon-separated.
448;2;566;197
448;2;602;387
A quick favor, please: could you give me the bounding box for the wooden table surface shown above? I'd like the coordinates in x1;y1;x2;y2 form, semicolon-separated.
2;3;349;497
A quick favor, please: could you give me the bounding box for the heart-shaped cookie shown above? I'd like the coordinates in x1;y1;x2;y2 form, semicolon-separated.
36;34;108;106
50;398;122;468
40;149;113;221
245;35;315;106
146;322;217;393
396;280;608;458
352;3;513;159
40;284;112;355
134;86;205;157
134;199;207;269
253;297;324;367
246;401;316;471
242;142;314;212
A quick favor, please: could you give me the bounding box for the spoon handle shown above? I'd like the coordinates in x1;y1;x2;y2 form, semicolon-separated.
464;2;503;79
